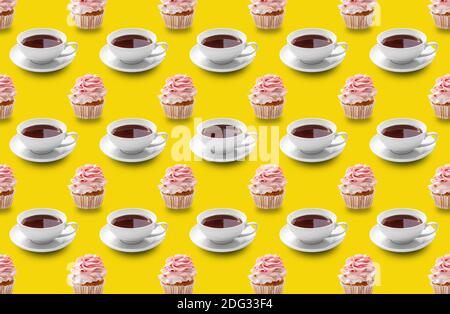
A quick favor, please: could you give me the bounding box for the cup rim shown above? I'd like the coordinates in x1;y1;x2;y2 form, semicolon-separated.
17;28;67;50
17;208;67;230
287;208;337;230
107;28;157;50
376;208;426;230
377;28;427;50
197;208;247;230
376;118;427;140
107;208;157;230
287;28;337;48
107;118;157;141
17;118;67;139
197;28;247;50
287;118;337;140
197;118;247;138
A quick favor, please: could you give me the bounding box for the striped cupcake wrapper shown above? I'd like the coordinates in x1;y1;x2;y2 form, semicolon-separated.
161;13;194;30
251;282;284;294
251;191;285;209
71;192;104;209
72;102;104;119
251;103;284;119
72;283;104;294
73;13;104;30
0;12;14;29
161;282;194;294
432;193;450;210
162;103;194;119
341;192;374;209
431;102;450;120
0;282;14;294
341;102;374;120
341;12;374;29
431;283;450;294
432;14;450;30
251;12;285;30
0;103;14;119
161;192;194;209
0;192;14;209
341;282;374;294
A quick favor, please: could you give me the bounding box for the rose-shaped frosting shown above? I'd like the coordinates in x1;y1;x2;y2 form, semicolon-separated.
0;75;16;103
429;165;450;194
68;0;106;15
159;74;196;105
0;0;15;13
0;255;15;283
0;165;16;193
339;0;376;14
69;254;106;285
159;164;196;194
159;0;196;14
338;74;377;105
249;74;286;105
339;164;376;195
249;254;286;284
429;254;450;284
339;254;376;285
249;164;287;195
69;164;106;195
429;75;450;105
429;0;450;14
249;0;287;15
69;74;106;105
159;255;196;285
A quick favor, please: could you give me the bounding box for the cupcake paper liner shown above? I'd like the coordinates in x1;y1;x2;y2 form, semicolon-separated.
431;283;450;294
71;102;104;119
251;282;284;294
0;12;14;29
0;103;14;119
0;282;14;294
251;12;285;29
71;192;104;209
341;102;374;120
251;191;285;209
341;12;374;29
431;102;450;120
0;191;14;209
72;283;104;294
432;193;450;210
161;102;194;119
341;282;374;294
251;102;284;119
161;13;194;30
72;13;104;30
432;13;450;30
161;282;194;294
161;191;194;209
341;192;374;209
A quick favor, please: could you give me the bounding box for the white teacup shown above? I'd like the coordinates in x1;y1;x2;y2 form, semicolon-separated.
17;208;78;244
17;28;78;64
287;28;348;64
197;208;258;244
377;118;438;154
17;118;78;154
377;28;438;64
107;118;168;154
197;28;258;64
287;118;348;154
197;118;257;154
377;208;438;244
107;208;168;244
107;28;168;64
287;208;348;244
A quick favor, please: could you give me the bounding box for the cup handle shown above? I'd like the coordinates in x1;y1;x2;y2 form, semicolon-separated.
237;222;258;238
146;132;168;148
325;222;348;239
147;42;168;58
55;222;78;239
327;132;348;148
146;222;168;238
59;42;79;58
418;42;438;58
417;132;438;148
416;222;438;239
328;42;348;58
57;132;78;148
236;42;259;58
236;132;258;148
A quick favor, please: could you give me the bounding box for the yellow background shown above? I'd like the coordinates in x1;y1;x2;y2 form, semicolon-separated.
0;0;449;294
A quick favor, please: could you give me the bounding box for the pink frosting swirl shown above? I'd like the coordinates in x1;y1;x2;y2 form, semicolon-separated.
0;75;16;103
339;254;376;285
69;254;106;285
339;0;376;14
429;165;450;194
160;74;196;105
68;0;106;15
429;254;450;284
429;75;450;105
159;254;196;285
429;0;450;15
0;165;16;193
339;74;376;105
339;164;376;194
249;164;287;194
159;164;196;194
159;0;196;14
69;74;106;105
249;0;287;14
0;0;15;13
69;164;106;195
249;74;286;105
0;255;15;283
249;254;286;284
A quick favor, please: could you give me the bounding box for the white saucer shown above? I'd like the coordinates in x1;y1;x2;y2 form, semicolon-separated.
369;225;436;253
280;45;346;73
9;134;76;163
189;224;256;253
280;135;346;163
279;225;346;253
100;225;166;253
189;135;256;163
100;45;166;73
99;135;166;163
370;45;436;73
9;224;76;253
10;45;76;73
369;135;435;163
189;45;256;73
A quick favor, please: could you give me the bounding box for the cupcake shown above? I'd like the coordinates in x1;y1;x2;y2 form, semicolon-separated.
68;0;106;30
339;0;376;30
429;0;450;29
249;74;286;119
159;255;196;294
69;164;106;209
339;164;376;209
0;255;15;294
69;74;106;119
159;164;196;209
249;0;286;30
159;74;196;120
338;74;377;119
429;75;450;119
0;0;15;29
69;254;106;294
249;254;286;294
159;0;196;30
339;254;376;294
0;75;15;119
429;254;450;294
429;165;450;209
249;164;286;209
0;165;16;209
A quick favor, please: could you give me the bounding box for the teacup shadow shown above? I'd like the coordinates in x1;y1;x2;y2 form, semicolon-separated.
200;245;252;258
110;244;163;257
381;245;431;257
